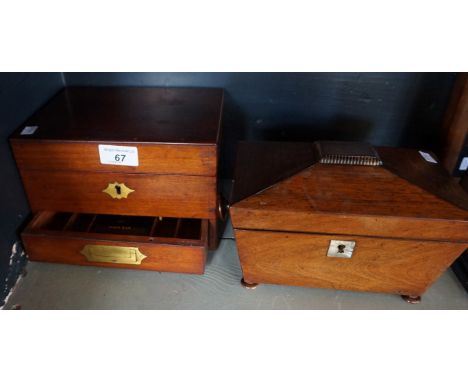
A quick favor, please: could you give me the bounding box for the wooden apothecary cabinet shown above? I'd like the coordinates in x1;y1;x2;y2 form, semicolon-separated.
230;141;468;302
10;87;224;274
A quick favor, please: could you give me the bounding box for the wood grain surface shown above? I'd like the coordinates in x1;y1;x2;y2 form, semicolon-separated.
231;209;468;242
11;141;217;176
21;169;216;219
22;234;206;274
230;141;317;204
11;87;223;255
22;210;208;274
230;164;468;241
235;229;467;296
11;87;224;144
230;142;468;296
378;146;468;211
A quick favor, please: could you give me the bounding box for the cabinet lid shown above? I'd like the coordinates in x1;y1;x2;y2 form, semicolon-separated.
11;87;223;145
230;141;468;242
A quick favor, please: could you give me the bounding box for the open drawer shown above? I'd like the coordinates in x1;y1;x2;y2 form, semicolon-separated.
22;211;208;274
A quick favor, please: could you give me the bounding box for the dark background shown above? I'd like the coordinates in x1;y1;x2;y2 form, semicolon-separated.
0;72;460;305
65;73;457;177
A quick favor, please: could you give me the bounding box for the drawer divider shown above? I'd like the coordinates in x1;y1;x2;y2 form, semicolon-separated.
149;217;161;238
86;215;97;232
62;213;78;232
173;218;182;238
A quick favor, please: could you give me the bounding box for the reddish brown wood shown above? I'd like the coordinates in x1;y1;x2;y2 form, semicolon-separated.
26;211;207;245
378;146;468;211
230;141;317;204
19;169;216;219
235;229;466;296
231;209;468;242
401;295;421;304
11;141;217;176
240;278;258;289
22;211;208;273
22;235;206;274
231;141;468;297
11;87;224;144
231;164;468;242
440;73;468;173
11;87;224;272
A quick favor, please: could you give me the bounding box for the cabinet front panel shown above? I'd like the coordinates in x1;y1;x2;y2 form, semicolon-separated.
23;234;206;274
22;169;216;219
235;229;467;295
12;141;217;176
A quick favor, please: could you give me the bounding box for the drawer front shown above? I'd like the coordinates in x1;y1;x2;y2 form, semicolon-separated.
235;229;467;296
22;234;206;274
11;141;217;176
21;169;216;219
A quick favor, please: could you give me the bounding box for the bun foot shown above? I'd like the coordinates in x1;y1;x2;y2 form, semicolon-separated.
401;295;421;304
241;278;258;289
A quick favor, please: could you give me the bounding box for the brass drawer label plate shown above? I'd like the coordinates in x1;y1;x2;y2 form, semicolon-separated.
81;245;147;265
327;240;356;258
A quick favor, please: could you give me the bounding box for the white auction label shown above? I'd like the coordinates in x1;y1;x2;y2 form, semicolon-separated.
21;125;39;135
419;151;438;164
98;145;139;166
460;157;468;171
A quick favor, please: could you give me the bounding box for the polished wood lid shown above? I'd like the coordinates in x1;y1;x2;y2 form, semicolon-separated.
11;87;224;144
230;141;318;204
230;141;468;241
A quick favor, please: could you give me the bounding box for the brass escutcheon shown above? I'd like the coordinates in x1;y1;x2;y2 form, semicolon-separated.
102;182;135;199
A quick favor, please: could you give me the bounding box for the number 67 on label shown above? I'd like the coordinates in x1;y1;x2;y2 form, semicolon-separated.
98;145;139;167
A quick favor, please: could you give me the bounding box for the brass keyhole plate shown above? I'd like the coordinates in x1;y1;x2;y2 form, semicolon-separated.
102;182;135;199
327;240;356;258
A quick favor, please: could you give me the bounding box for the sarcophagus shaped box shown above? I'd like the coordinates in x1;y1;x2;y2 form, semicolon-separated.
230;141;468;302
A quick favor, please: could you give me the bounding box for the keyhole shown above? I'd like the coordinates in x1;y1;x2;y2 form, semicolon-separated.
337;244;346;253
115;185;121;195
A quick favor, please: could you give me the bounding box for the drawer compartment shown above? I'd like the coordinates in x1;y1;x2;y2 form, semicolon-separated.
23;211;208;274
20;169;216;218
234;229;467;296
